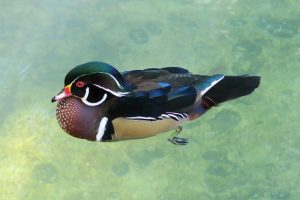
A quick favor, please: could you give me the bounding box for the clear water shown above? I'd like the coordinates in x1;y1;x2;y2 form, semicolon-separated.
1;0;299;199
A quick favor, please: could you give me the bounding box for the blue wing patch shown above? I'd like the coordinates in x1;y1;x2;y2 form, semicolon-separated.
148;82;171;99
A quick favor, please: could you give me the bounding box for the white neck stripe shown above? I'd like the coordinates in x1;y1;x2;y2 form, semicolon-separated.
96;117;108;141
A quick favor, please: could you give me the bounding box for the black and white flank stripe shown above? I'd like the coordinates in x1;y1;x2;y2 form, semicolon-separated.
126;112;188;121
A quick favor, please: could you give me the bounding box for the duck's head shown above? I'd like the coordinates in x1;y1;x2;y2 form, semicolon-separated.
52;61;131;141
52;61;131;106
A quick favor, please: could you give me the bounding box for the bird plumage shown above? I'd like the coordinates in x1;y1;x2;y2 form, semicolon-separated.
52;61;260;144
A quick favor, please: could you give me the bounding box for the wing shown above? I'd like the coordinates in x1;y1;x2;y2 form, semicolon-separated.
109;67;223;120
122;67;208;90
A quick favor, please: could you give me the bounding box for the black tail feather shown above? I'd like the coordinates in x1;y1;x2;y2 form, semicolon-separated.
204;75;261;106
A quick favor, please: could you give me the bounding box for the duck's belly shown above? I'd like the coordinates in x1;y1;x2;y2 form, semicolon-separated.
112;118;183;140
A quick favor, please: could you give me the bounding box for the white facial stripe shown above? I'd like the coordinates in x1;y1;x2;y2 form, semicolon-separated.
69;72;126;90
96;117;108;141
104;72;124;89
68;72;129;98
93;84;128;97
81;87;108;106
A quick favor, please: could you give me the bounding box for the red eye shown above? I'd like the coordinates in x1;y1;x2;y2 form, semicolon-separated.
76;81;85;88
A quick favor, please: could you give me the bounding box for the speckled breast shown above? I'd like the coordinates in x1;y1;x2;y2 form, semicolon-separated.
56;96;102;141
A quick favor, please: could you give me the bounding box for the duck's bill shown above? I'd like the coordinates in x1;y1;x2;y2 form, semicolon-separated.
51;84;72;103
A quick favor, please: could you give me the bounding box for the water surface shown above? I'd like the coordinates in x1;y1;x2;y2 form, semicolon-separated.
1;0;299;199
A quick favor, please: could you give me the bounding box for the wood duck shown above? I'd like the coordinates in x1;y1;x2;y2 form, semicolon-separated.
52;61;260;145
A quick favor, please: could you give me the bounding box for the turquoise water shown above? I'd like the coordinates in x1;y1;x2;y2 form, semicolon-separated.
1;0;300;199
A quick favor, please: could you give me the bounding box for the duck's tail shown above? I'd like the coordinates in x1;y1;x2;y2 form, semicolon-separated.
202;75;261;107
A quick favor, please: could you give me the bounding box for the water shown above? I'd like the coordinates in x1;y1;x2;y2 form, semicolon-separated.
1;0;299;199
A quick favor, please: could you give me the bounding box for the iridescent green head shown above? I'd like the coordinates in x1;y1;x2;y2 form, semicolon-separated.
52;61;132;106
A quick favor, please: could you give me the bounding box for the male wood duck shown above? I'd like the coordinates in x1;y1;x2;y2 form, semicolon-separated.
52;61;260;145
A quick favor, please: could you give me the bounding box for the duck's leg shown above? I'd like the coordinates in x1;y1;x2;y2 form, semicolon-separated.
168;126;188;145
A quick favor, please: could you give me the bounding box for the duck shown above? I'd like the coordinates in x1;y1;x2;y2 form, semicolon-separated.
52;61;260;145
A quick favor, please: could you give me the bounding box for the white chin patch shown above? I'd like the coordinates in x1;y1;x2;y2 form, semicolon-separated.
81;87;107;106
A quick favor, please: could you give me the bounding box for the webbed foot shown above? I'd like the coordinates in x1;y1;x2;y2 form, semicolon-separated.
168;126;188;145
168;136;188;145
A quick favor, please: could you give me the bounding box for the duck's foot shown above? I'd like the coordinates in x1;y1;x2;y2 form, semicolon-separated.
168;126;188;145
168;136;188;145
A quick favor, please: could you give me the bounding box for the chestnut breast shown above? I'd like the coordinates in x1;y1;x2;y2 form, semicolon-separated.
56;96;103;141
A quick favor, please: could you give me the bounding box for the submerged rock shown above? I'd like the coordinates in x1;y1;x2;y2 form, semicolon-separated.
232;40;262;59
32;163;59;184
206;165;231;177
111;161;129;176
167;14;198;32
108;192;120;200
270;191;290;200
202;150;228;162
231;62;262;75
257;16;299;38
64;192;85;200
229;19;248;28
231;40;263;74
193;42;217;58
205;177;229;193
145;22;162;35
128;146;165;167
128;28;149;45
210;109;241;132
